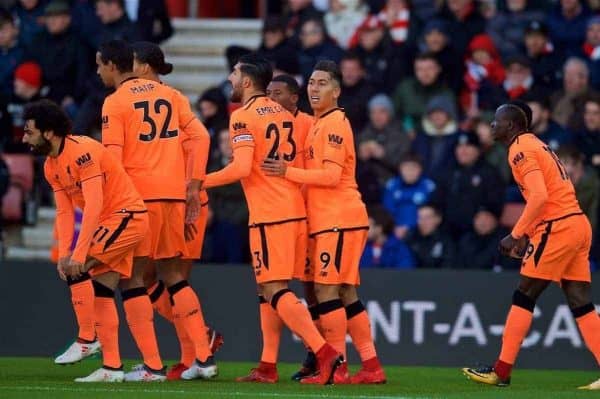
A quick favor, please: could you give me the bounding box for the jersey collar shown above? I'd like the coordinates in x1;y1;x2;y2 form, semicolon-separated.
318;107;344;119
118;76;138;87
243;94;266;110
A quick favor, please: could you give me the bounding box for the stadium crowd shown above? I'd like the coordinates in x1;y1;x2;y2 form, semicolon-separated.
1;0;600;270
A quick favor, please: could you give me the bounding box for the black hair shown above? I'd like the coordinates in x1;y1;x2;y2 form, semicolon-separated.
399;152;423;166
367;205;395;236
237;53;273;92
0;8;14;27
132;41;173;75
506;100;532;131
314;60;342;86
415;52;440;64
418;203;442;217
262;15;285;33
341;51;365;69
271;74;300;95
23;99;72;137
96;0;125;8
556;145;584;164
98;40;133;73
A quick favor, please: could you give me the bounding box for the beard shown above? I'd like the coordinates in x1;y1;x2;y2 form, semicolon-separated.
30;138;52;156
229;81;242;103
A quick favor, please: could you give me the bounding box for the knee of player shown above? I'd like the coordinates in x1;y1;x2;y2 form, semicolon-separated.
562;281;592;310
339;284;358;305
516;277;549;303
313;283;341;302
259;281;290;302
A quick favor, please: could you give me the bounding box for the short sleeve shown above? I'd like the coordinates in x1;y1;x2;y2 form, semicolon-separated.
321;119;347;167
75;147;103;182
44;161;63;192
101;97;126;147
229;112;255;150
510;148;540;178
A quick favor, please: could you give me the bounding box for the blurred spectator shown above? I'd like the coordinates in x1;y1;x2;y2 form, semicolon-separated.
525;93;572;151
435;0;486;57
196;87;229;139
382;152;435;240
27;1;89;117
4;61;46;153
406;204;456;268
324;0;368;49
523;20;563;90
358;93;410;182
257;16;299;76
557;145;599;232
418;19;462;94
338;52;376;132
297;17;344;83
360;205;415;268
204;128;249;263
125;0;173;43
546;0;592;56
12;0;47;48
393;53;454;135
350;14;407;92
412;95;460;180
0;154;8;254
486;0;544;58
357;158;384;205
284;0;323;47
499;55;549;102
430;131;505;237
574;94;600;173
0;9;24;97
576;16;600;90
550;57;598;132
460;33;506;115
473;113;511;183
456;207;516;269
94;0;141;47
377;0;420;46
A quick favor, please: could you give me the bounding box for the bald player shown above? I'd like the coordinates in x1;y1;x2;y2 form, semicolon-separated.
462;101;600;390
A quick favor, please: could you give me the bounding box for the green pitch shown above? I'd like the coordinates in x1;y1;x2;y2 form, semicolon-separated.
0;357;598;399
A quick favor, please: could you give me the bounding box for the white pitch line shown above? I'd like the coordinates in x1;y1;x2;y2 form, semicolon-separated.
0;385;431;399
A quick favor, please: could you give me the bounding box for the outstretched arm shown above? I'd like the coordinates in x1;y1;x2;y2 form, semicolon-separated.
203;146;254;189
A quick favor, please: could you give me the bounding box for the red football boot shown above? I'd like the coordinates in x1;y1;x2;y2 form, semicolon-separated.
166;363;188;380
236;362;278;383
300;344;344;385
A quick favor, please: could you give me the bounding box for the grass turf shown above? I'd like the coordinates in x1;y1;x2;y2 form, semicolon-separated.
0;357;598;399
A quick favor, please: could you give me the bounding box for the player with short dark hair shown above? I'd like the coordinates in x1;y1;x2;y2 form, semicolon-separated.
262;60;386;384
98;39;215;382
204;53;343;385
463;101;600;390
23;99;149;382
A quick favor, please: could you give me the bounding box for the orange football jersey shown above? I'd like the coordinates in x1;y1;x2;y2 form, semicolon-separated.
508;133;582;225
302;108;368;234
229;95;305;224
292;109;313;168
101;78;188;201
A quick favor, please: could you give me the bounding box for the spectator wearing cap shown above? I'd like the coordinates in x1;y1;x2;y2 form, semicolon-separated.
406;204;456;269
523;20;563;90
435;0;486;57
360;205;415;269
486;0;544;59
574;95;600;175
524;93;572;151
297;17;344;83
358;93;410;183
550;57;598;132
0;10;24;98
460;34;506;116
324;0;368;49
338;52;376;132
12;0;47;48
124;0;172;44
557;145;599;234
349;14;407;92
393;53;455;136
383;152;435;240
572;16;600;90
26;0;88;117
256;16;299;76
4;61;46;153
430;131;505;237
546;0;592;56
456;207;518;270
418;19;462;94
496;55;550;104
411;95;460;180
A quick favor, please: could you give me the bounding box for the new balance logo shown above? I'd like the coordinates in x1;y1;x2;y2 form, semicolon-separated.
76;153;92;166
232;122;247;131
328;134;343;145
